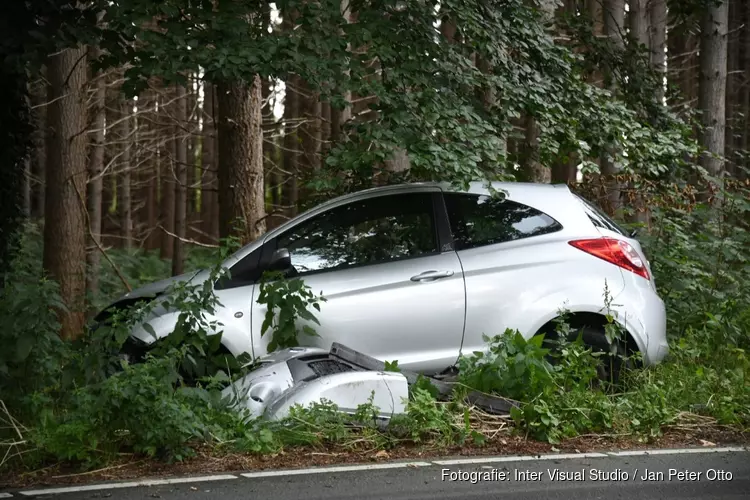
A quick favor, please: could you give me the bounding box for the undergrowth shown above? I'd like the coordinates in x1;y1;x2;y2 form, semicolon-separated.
1;180;749;474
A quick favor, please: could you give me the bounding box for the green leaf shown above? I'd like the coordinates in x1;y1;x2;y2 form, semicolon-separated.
15;335;33;362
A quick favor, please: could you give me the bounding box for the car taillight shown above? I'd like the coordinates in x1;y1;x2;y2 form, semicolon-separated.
569;238;650;280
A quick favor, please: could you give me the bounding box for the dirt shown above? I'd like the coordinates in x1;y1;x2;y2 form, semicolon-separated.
2;426;747;490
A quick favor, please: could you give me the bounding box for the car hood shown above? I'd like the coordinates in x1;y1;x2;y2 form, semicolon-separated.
111;269;203;305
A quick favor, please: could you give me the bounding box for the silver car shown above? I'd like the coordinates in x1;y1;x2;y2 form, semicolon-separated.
100;181;669;376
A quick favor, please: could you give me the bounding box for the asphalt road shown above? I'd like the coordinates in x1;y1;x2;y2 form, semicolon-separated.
9;449;750;500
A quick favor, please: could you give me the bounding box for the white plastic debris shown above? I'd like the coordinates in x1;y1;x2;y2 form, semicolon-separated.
223;347;408;423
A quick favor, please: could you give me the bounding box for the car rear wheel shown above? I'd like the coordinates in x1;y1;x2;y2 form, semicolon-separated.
543;327;632;386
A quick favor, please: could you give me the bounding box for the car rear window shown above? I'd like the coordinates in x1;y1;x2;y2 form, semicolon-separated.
443;193;563;251
572;193;629;237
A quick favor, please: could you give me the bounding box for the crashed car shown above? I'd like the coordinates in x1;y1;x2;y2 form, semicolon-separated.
96;181;668;383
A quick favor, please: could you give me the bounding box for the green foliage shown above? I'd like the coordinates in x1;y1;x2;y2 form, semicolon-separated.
256;271;327;352
458;330;555;401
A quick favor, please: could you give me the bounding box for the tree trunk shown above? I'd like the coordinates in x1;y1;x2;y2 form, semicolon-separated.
201;83;219;242
519;0;555;183
330;0;353;146
649;0;667;103
159;90;175;260
299;80;322;184
629;0;649;49
43;46;88;340
86;54;106;298
30;76;46;218
118;99;133;249
741;0;750;176
217;76;266;244
551;0;578;185
725;0;739;176
585;0;605;86
141;90;160;250
172;85;188;276
186;75;198;227
698;0;729;200
282;75;300;220
600;0;625;215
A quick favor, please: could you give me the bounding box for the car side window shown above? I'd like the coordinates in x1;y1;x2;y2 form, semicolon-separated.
214;246;264;289
442;193;562;251
273;192;439;275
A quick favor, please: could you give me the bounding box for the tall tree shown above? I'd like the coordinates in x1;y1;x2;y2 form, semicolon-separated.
200;83;219;241
159;89;176;260
724;0;740;175
551;0;579;185
649;0;667;103
43;45;89;339
519;0;556;183
742;0;750;175
601;0;626;214
172;84;188;276
86;49;106;297
282;75;300;220
217;76;266;244
118;98;133;249
698;0;729;200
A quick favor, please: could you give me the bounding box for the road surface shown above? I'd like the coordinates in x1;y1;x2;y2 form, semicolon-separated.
6;447;749;499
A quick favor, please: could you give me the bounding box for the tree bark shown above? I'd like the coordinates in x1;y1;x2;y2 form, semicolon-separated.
551;0;578;185
142;89;160;250
330;0;353;145
30;77;46;218
86;52;106;298
282;75;300;220
741;0;750;176
43;45;88;340
649;0;667;103
201;83;219;242
698;0;729;200
159;90;175;260
118;98;133;249
300;80;322;177
172;85;188;276
217;76;266;244
724;0;739;175
600;0;625;215
629;0;649;48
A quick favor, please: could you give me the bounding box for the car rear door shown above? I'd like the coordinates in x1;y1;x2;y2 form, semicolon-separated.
249;187;466;374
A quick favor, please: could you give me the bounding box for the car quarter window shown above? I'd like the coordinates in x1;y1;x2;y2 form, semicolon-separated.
442;193;562;251
272;192;439;275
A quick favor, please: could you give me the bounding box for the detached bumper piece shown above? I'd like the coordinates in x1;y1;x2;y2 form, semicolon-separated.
224;343;519;423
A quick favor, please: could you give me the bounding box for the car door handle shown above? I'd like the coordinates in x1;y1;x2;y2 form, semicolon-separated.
410;270;454;282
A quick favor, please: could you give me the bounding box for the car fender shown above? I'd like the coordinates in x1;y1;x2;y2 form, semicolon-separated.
503;284;645;353
130;306;254;358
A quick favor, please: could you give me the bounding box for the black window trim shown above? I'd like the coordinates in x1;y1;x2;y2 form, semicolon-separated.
259;190;449;280
571;191;629;237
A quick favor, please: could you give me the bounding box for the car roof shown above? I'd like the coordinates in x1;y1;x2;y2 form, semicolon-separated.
322;181;576;219
322;180;571;204
226;180;592;266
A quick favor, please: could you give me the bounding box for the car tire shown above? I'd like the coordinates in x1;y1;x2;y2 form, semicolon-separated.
543;326;631;386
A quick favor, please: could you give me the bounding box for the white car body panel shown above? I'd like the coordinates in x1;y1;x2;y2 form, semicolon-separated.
264;371;408;422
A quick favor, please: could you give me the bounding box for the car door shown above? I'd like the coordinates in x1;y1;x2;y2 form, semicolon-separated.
249;187;466;374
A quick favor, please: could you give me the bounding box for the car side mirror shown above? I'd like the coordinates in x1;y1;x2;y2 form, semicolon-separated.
268;248;292;272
